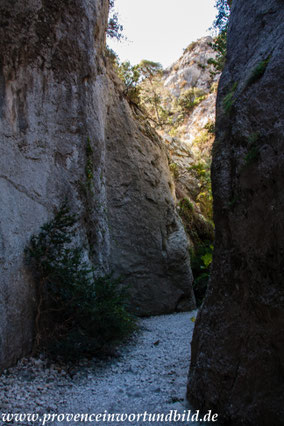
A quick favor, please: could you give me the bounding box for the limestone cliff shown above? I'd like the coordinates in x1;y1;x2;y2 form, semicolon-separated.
137;38;220;305
0;0;195;370
140;37;220;249
187;0;284;424
162;37;219;248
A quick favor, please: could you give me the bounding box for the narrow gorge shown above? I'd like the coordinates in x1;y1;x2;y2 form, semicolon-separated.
0;0;196;370
0;0;283;425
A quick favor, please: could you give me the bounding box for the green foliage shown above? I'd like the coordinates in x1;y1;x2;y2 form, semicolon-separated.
140;90;162;125
210;82;218;93
208;28;227;72
209;0;230;72
243;146;260;167
169;162;179;179
213;0;231;32
179;197;193;212
201;251;213;268
177;88;206;116
25;202;136;361
189;162;209;179
198;63;207;70
137;60;163;80
223;81;238;114
178;198;199;246
247;55;271;86
193;130;210;147
134;60;169;127
117;59;164;107
241;132;261;169
188;160;213;220
159;106;174;126
184;41;198;53
190;242;213;307
204;120;215;135
117;61;141;104
107;1;123;41
118;61;141;88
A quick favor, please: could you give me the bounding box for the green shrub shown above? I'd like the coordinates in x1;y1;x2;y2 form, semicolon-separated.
247;55;271;86
198;63;207;70
243;146;260;167
208;29;227;72
223;81;238;114
213;0;231;32
117;61;141;104
25;202;136;361
242;132;261;169
169;162;179;179
177;88;206;116
179;197;194;212
107;1;123;41
184;41;198;53
204;121;215;135
193;130;210;147
188;160;213;220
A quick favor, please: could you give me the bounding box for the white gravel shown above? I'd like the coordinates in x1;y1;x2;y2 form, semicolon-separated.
0;311;218;426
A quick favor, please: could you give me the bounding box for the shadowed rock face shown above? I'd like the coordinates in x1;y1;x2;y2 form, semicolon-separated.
187;0;284;424
105;100;195;316
0;1;195;369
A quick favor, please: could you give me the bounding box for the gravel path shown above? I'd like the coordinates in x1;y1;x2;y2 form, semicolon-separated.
0;311;219;425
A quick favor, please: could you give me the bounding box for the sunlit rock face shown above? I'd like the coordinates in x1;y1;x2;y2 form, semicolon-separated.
164;36;219;95
158;37;220;248
0;0;195;369
187;1;284;424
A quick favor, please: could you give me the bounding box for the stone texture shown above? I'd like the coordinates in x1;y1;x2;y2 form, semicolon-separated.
0;1;195;370
164;37;219;95
140;37;219;248
187;1;284;424
0;0;111;371
104;70;195;316
162;37;219;196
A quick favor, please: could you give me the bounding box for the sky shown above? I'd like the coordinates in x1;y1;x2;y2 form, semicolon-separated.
107;0;217;69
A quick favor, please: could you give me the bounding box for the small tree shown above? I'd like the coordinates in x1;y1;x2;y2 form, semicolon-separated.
137;60;165;125
213;0;231;32
208;29;227;72
25;202;136;360
208;0;231;72
117;61;141;104
107;0;123;41
177;88;206;115
137;60;163;81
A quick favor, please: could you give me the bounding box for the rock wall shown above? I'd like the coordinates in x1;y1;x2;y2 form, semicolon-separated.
161;37;219;247
187;1;284;424
139;37;219;249
105;70;195;316
0;0;195;370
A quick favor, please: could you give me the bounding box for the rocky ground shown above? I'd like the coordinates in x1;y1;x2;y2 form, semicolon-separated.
0;311;219;425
